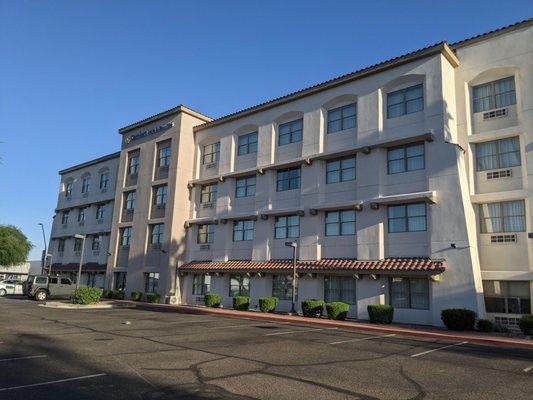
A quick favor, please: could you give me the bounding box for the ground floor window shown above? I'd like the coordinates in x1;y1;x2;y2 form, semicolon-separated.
272;275;296;301
229;274;249;297
389;277;430;310
144;272;159;293
324;276;357;305
483;280;531;314
114;272;127;291
86;272;97;287
193;274;211;295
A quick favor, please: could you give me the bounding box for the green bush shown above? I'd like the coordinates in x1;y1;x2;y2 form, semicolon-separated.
71;287;101;305
301;299;325;318
259;297;278;313
146;293;160;304
518;314;533;335
130;291;143;302
204;293;221;308
111;290;125;300
326;302;350;320
477;319;493;333
441;309;476;330
102;289;112;299
367;305;394;324
233;296;250;311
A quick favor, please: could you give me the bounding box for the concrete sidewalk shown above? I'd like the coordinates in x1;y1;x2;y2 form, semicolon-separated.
114;300;533;349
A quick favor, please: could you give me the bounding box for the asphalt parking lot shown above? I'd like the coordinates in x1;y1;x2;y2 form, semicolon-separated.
0;296;532;400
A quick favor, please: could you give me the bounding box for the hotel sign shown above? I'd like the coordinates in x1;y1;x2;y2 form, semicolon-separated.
125;121;174;144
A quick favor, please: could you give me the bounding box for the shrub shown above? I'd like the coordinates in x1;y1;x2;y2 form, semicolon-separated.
326;302;350;320
146;293;160;304
441;309;476;330
233;296;250;311
518;314;533;335
72;287;101;305
130;291;143;302
367;305;394;324
204;293;221;308
301;299;325;318
477;319;493;333
112;290;125;300
259;297;278;313
102;289;112;299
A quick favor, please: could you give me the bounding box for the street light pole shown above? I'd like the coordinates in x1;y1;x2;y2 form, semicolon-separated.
285;241;298;315
74;234;86;289
38;223;48;275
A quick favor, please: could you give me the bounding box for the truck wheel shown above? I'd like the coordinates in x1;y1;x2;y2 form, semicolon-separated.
0;289;6;297
35;290;47;301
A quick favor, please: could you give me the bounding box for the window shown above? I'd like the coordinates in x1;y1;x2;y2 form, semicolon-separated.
278;119;303;145
476;137;521;171
272;275;295;301
114;272;127;291
387;84;424;118
144;272;159;293
81;176;91;193
99;172;109;189
154;185;168;205
473;77;516;113
128;154;139;175
203;142;220;164
151;223;164;244
325;210;356;236
92;235;102;251
483;280;531;314
390;277;430;309
197;224;215;244
61;278;71;285
158;145;171;167
327;103;357;133
74;238;83;251
324;276;357;304
125;191;136;210
388;203;426;233
276;167;300;191
61;211;69;225
193;274;211;295
326;156;356;183
229;274;249;297
238;132;258;155
479;200;526;233
96;204;106;219
86;272;97;287
57;239;65;252
233;220;254;241
235;176;256;198
387;143;425;174
275;215;300;239
65;182;73;197
200;184;217;204
121;227;132;246
78;207;87;222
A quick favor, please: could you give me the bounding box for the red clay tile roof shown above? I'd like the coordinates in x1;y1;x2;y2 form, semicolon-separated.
180;258;445;274
49;263;107;272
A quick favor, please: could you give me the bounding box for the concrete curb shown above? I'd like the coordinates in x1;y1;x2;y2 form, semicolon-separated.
40;301;136;310
115;301;533;350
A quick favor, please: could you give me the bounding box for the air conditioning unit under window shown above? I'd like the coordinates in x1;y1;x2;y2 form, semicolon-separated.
486;169;511;180
483;108;507;120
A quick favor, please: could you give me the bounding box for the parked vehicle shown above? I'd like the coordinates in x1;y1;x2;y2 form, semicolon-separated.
0;279;24;296
24;275;77;301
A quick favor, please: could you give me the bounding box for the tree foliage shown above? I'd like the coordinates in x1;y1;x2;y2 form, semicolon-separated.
0;225;33;266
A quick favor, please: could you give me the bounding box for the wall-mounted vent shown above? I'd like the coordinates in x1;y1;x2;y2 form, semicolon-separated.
483;108;507;120
62;224;68;229
75;251;81;256
494;316;520;329
490;234;517;243
101;188;107;193
66;196;72;202
205;163;217;169
57;252;64;258
156;204;166;210
487;169;511;180
78;221;85;226
97;219;104;224
82;192;89;198
151;243;162;250
199;244;210;251
202;202;214;209
92;250;100;256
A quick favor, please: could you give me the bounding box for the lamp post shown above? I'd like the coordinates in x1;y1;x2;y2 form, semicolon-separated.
38;223;48;275
74;234;86;289
284;241;298;315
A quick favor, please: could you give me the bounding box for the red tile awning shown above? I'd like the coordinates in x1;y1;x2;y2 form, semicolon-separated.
180;258;445;274
48;263;107;272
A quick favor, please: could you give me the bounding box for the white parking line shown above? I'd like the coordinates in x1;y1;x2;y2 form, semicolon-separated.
0;355;48;362
265;327;337;336
523;365;533;373
329;333;396;345
411;341;468;358
0;373;107;392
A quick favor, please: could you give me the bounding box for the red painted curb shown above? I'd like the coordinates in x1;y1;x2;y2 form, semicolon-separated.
116;300;533;350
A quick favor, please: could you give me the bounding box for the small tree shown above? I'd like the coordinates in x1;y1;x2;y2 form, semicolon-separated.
0;225;33;266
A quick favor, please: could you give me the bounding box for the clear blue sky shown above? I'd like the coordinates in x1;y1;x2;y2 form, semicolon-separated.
0;0;531;260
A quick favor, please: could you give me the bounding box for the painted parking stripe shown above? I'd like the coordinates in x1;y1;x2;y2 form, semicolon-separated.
265;327;337;336
329;333;396;345
0;355;47;362
523;365;533;373
0;373;107;392
411;341;468;358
